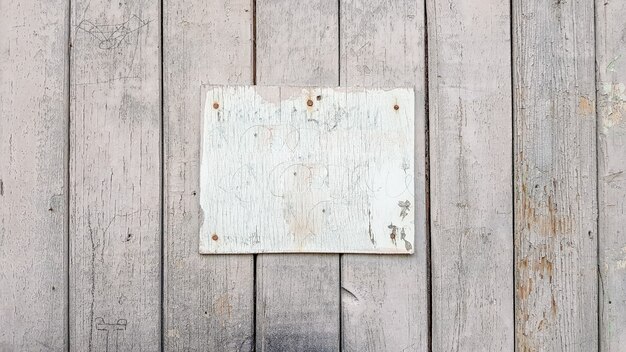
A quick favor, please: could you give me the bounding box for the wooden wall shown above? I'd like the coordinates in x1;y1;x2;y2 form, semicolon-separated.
1;0;624;351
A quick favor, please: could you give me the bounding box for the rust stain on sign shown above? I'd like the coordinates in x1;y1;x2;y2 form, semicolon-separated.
199;86;416;254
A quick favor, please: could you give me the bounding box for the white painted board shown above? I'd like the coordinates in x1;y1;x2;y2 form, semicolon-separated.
199;86;415;254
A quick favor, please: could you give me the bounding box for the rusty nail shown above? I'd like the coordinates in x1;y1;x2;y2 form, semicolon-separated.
307;99;314;107
213;102;220;109
212;234;219;241
393;104;399;111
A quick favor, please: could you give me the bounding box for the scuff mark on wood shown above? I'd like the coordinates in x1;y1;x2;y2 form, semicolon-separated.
614;246;626;269
599;82;626;129
603;170;625;187
48;194;63;213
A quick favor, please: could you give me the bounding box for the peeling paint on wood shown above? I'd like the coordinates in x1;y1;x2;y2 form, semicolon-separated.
513;0;597;350
199;86;415;254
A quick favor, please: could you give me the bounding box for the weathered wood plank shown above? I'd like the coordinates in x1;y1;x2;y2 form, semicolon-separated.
163;0;255;349
339;0;428;350
513;0;597;351
200;85;415;255
0;0;69;350
69;1;161;350
255;0;340;350
427;0;514;350
596;0;626;350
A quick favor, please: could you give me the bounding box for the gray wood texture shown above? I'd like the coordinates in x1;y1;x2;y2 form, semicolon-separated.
339;0;428;350
596;0;626;350
513;0;597;351
0;0;69;350
162;0;255;349
427;0;514;350
4;0;626;350
69;1;161;350
255;0;340;351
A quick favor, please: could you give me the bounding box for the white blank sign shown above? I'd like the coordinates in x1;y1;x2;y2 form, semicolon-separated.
200;86;415;254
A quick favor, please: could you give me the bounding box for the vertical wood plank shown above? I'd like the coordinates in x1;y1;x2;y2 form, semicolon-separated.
69;0;161;350
427;0;514;350
0;0;69;350
163;0;255;350
513;0;597;351
255;0;340;350
596;0;626;350
339;0;428;351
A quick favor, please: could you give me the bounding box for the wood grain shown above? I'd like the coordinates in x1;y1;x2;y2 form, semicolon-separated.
339;0;428;350
427;0;514;350
596;0;626;350
255;0;340;350
0;0;69;350
513;0;597;351
162;0;255;349
69;1;161;350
